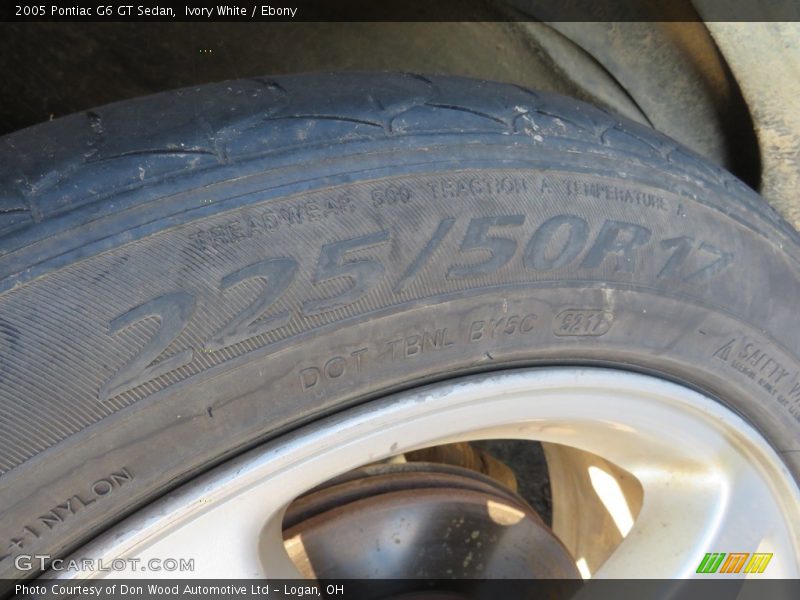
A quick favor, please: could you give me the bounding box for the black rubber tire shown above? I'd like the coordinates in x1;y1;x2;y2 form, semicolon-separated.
1;73;799;582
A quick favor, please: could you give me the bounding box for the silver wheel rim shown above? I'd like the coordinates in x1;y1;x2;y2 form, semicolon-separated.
47;367;800;579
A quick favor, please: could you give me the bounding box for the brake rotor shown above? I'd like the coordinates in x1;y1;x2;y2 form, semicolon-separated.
282;462;579;581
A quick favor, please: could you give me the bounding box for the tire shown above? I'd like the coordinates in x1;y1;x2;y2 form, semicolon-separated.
1;73;799;581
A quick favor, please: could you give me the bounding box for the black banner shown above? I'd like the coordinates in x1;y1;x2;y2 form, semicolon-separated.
2;0;800;23
9;579;800;600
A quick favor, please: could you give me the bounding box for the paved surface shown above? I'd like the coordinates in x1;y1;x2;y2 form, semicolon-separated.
475;440;552;525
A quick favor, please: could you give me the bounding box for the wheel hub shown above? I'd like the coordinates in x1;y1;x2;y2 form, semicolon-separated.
283;462;579;580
